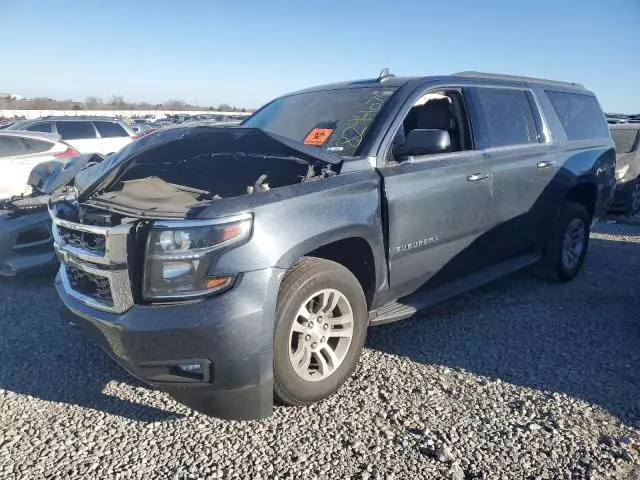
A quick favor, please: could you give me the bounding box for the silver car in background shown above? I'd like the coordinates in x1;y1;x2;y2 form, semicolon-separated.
0;130;80;199
610;123;640;214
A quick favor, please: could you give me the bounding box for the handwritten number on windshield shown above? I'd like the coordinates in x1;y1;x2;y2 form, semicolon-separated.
340;90;391;151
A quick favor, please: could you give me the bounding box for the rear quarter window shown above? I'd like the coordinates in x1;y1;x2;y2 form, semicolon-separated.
470;88;539;149
55;121;97;140
22;137;54;154
0;137;28;157
545;91;609;141
25;122;52;133
94;121;128;138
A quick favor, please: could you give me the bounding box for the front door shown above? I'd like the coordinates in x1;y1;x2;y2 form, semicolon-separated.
380;150;497;296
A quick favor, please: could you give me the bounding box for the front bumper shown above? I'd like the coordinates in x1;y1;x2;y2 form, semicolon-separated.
56;267;284;420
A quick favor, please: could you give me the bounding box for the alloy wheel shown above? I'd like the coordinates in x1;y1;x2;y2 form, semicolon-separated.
561;218;585;271
288;288;354;382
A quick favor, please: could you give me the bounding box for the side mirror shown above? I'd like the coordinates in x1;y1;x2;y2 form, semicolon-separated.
395;129;451;158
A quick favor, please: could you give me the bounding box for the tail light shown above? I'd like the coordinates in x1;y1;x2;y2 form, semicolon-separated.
131;135;140;140
54;144;81;158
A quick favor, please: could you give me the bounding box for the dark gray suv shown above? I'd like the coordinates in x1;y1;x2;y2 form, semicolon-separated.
50;71;615;420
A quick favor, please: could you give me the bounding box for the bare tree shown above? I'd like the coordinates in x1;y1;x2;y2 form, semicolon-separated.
217;103;232;112
110;95;126;110
164;99;186;111
85;96;101;109
31;97;52;109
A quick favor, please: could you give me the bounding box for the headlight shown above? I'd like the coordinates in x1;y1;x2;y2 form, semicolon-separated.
143;214;252;300
615;164;630;180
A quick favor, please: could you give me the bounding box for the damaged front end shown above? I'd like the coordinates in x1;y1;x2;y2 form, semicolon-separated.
0;153;106;277
50;126;343;306
49;126;344;419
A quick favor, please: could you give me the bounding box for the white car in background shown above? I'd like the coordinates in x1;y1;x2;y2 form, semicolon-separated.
7;116;137;155
0;130;80;199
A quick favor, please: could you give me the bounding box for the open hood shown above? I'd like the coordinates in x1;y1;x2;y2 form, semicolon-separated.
29;153;106;194
75;126;343;202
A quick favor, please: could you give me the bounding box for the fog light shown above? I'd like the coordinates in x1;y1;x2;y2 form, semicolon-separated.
162;262;193;280
176;363;203;375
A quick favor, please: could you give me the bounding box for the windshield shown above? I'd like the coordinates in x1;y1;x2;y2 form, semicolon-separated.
243;87;397;156
611;128;639;154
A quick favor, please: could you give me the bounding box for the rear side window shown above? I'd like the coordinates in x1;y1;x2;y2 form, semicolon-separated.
0;137;28;157
610;129;639;154
545;91;609;141
26;122;52;133
55;121;97;140
471;88;539;148
94;121;128;138
22;138;54;154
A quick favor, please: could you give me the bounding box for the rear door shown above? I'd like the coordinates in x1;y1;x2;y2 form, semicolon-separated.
54;121;100;153
93;121;134;154
466;87;555;260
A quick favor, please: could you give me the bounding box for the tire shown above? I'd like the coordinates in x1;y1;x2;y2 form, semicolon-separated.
273;257;367;406
533;201;590;282
624;179;640;216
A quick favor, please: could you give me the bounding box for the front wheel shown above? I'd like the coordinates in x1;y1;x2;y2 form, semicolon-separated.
534;201;590;282
273;257;367;406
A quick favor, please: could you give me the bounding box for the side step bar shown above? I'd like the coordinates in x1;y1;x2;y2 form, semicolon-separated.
369;253;541;326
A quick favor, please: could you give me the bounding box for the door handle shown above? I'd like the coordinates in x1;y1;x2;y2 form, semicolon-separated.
537;160;554;168
467;173;489;182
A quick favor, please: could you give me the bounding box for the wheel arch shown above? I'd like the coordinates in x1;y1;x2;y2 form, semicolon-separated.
275;229;384;309
565;181;597;220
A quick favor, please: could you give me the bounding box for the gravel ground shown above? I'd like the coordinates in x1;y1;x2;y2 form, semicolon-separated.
1;220;639;480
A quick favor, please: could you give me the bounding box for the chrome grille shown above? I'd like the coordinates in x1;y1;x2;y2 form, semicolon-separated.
57;225;106;254
66;264;113;306
50;205;134;314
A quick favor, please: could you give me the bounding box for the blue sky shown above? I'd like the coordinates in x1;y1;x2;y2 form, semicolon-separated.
2;0;639;112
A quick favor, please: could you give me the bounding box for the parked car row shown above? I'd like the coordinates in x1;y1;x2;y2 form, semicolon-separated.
6;116;137;155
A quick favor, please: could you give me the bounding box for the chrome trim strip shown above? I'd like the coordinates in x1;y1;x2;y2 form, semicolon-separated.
50;215;130;236
49;203;131;265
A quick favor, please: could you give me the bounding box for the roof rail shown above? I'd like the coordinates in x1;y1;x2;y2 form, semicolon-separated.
41;115;119;120
453;71;584;89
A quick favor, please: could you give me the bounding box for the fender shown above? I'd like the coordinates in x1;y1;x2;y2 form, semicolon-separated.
204;169;389;302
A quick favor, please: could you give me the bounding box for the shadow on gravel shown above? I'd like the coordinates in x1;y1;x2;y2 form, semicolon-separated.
0;274;182;423
366;232;640;424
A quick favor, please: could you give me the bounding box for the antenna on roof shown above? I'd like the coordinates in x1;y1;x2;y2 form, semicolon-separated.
378;68;394;81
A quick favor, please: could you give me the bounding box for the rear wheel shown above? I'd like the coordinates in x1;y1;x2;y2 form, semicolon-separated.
534;201;590;282
273;257;367;406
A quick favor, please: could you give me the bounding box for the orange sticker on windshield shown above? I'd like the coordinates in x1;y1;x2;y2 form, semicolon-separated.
303;128;334;145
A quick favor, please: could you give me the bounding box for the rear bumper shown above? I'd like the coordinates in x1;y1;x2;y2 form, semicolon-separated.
0;210;56;277
56;267;284;420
